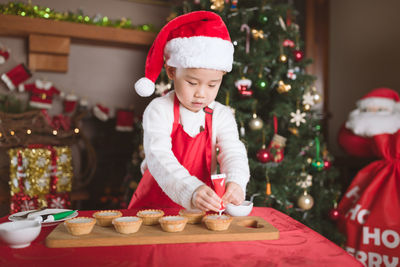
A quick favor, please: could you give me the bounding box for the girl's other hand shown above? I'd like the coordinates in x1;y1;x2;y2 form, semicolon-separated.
222;182;244;205
192;185;221;212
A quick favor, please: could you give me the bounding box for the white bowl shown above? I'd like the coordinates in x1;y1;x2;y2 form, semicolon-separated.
225;201;253;216
0;220;42;248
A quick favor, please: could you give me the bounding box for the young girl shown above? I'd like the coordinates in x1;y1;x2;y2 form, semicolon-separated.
129;11;249;212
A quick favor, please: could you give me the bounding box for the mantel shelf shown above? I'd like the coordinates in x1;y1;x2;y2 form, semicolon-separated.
0;14;156;46
0;14;157;72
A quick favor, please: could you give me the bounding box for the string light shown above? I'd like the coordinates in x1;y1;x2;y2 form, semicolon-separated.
10;130;15;136
0;132;2;138
74;128;80;134
52;130;58;135
26;129;32;135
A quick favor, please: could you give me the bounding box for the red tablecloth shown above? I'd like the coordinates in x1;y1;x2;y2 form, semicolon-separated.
0;207;360;267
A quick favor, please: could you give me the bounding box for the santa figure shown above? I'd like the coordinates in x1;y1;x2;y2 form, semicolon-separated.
19;79;61;110
337;87;400;263
338;87;400;157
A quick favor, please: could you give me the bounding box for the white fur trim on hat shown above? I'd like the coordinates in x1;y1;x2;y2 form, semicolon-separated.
164;36;234;72
65;93;78;101
357;97;396;111
93;105;109;121
235;79;252;88
1;73;16;91
135;77;155;97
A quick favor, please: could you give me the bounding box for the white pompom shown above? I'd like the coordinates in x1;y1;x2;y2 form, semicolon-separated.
135;77;155;97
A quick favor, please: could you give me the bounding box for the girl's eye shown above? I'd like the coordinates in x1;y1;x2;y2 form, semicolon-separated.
187;81;197;86
209;84;216;88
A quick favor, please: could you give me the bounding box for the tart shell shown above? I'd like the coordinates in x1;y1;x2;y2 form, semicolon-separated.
93;210;123;227
178;209;205;224
159;216;188;233
203;214;233;231
136;209;164;225
112;216;143;234
64;217;96;236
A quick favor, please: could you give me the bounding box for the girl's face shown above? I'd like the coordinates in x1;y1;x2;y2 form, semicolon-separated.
166;66;224;112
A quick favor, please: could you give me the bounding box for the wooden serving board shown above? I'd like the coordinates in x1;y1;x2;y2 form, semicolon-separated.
45;216;279;248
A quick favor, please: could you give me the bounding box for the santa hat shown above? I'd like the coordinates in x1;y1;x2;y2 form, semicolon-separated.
135;11;234;97
93;104;109;121
1;64;31;91
356;87;400;112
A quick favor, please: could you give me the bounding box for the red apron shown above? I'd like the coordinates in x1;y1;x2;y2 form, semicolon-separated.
128;95;213;209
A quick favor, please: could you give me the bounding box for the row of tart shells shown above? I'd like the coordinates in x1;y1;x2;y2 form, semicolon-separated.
64;209;233;235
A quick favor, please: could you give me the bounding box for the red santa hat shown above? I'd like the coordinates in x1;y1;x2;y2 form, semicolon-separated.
135;11;234;97
93;104;110;121
1;64;31;91
356;87;400;112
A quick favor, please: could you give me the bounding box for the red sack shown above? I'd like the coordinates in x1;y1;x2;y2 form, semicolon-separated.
337;130;400;266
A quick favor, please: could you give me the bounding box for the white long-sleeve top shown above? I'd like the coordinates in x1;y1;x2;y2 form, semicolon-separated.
141;91;250;209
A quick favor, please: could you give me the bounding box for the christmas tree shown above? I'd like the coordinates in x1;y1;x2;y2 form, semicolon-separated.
164;0;344;243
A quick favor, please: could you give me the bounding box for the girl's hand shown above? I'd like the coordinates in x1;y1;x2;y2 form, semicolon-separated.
222;182;244;205
192;185;221;212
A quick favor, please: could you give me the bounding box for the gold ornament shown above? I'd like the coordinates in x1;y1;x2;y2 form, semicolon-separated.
313;93;321;104
210;0;224;11
288;127;299;136
279;54;287;62
248;113;264;130
297;191;314;210
251;29;265;40
277;80;291;93
311;86;322;104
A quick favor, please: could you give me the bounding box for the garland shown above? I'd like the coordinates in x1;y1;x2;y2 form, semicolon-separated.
0;1;157;32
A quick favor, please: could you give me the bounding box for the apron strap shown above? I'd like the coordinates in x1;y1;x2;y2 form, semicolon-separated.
173;94;180;132
204;106;213;176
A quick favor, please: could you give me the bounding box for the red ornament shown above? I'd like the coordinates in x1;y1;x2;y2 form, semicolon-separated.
256;148;271;163
239;89;253;97
329;208;340;221
293;50;304;62
323;160;332;170
282;39;295;48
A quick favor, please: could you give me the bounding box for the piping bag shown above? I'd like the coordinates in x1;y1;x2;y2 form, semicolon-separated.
211;174;226;215
32;210;77;223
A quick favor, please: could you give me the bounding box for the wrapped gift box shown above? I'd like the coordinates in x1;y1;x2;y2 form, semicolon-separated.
8;146;73;213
